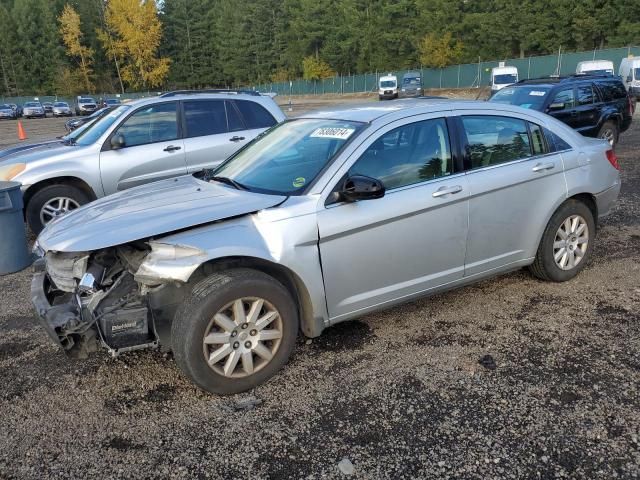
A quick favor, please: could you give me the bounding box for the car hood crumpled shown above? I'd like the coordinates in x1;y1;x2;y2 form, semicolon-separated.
37;175;286;253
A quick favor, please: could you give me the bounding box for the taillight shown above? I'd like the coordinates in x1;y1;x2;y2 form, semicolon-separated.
629;96;634;115
606;149;619;170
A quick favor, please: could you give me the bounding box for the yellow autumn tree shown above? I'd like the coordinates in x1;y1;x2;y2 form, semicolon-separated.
418;32;464;68
302;56;335;81
58;4;94;93
98;0;170;90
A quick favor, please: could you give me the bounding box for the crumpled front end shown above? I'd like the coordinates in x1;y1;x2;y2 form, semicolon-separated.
31;243;191;358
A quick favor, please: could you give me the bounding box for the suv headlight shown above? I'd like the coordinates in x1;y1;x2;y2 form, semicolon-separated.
0;163;26;181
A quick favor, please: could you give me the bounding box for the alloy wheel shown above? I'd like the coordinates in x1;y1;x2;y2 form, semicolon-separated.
40;197;80;225
202;297;283;378
553;215;589;270
600;128;615;146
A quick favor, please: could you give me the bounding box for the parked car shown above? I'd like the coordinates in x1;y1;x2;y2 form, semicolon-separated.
52;101;72;117
489;75;633;146
75;97;98;116
22;101;46;118
576;60;614;76
103;98;122;107
42;102;54;115
65;106;113;132
399;71;423;98
30;99;620;394
619;57;640;97
491;63;519;94
0;92;286;233
0;104;16;119
378;74;398;100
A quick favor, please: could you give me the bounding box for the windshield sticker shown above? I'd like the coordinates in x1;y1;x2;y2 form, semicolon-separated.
529;91;546;96
310;127;355;140
292;177;306;188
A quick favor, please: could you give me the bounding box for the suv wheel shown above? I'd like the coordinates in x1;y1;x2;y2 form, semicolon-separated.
172;268;299;395
26;184;91;234
598;121;618;147
529;200;595;282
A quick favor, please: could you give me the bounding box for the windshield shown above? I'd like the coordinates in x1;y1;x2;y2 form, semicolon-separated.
489;86;551;109
54;102;68;107
583;69;613;75
380;80;396;88
0;104;10;109
79;98;95;103
74;105;130;146
24;102;40;107
493;74;517;85
402;76;421;86
212;119;364;195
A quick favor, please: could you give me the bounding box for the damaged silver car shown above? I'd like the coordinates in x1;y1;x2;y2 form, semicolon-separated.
32;100;620;394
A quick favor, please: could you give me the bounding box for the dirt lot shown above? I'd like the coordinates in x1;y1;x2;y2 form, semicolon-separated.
0;97;639;479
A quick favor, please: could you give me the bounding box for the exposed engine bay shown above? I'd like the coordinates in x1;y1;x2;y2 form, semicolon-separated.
32;244;185;358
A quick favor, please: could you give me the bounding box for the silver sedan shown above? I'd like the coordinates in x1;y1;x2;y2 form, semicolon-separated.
32;99;620;394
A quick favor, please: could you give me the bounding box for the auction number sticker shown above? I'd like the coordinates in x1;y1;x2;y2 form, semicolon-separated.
529;91;546;96
310;127;355;140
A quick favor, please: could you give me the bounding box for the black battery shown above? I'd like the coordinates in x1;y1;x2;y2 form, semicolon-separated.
99;305;149;348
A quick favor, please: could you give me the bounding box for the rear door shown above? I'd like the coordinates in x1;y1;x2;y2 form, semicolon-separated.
574;83;601;135
182;99;249;173
459;114;567;275
99;101;187;194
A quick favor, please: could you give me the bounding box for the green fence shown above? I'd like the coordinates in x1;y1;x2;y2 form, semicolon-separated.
254;46;640;95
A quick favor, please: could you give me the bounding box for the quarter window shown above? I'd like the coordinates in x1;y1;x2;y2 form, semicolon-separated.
462;116;531;169
116;103;178;147
543;128;572;152
529;123;545;155
184;100;227;137
349;118;453;190
551;88;575;109
577;85;595;105
234;100;277;129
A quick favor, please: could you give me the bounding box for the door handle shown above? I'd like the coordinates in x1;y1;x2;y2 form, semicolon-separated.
532;162;555;172
570;110;578;117
163;145;182;152
229;136;245;142
432;185;463;198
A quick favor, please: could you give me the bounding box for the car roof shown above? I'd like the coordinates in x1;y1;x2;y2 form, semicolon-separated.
297;98;552;123
515;74;619;87
124;92;275;108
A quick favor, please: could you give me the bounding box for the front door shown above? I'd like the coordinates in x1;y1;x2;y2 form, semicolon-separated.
317;116;469;320
99;101;187;194
548;87;579;129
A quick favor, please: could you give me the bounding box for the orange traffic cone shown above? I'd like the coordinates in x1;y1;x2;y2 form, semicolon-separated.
17;121;27;141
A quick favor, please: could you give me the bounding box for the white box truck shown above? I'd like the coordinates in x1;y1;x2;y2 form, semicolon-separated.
576;60;614;75
619;57;640;96
491;63;518;94
378;74;398;100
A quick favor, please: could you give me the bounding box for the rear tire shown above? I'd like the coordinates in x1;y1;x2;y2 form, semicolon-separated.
529;200;596;282
598;120;619;147
26;184;91;235
172;268;299;395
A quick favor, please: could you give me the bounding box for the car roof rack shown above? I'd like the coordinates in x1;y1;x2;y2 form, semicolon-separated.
159;89;262;98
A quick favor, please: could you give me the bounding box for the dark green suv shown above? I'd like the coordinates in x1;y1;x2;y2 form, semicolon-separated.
489;75;634;146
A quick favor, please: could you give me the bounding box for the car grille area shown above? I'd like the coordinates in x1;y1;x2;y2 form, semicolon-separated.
45;252;89;292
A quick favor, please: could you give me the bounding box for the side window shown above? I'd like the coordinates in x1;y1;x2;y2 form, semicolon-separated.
595;81;620;101
116;103;178;147
529;123;546;155
184;100;227;138
235;100;277;129
551;88;575;109
462;116;531;169
349;118;453;190
543;128;572;152
225;101;245;132
577;85;595;105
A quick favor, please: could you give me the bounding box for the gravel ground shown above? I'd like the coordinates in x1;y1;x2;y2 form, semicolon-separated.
0;100;639;479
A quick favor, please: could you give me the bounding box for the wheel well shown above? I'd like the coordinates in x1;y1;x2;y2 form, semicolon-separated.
195;256;321;338
569;193;598;226
23;177;97;210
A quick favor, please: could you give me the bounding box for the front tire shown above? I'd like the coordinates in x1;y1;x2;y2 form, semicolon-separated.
172;269;299;395
26;184;91;234
529;200;595;282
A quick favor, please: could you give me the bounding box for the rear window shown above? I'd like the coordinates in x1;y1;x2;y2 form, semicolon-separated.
24;102;40;107
489;86;551;110
234;100;277;129
184;100;227;137
596;80;627;101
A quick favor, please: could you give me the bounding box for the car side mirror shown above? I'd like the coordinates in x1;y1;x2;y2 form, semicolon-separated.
627;75;633;83
110;134;126;150
341;175;385;202
547;102;565;111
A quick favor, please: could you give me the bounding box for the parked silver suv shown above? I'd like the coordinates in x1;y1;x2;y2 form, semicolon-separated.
0;92;286;233
32;100;620;395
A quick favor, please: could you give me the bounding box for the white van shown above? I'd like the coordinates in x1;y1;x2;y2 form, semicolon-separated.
576;60;614;76
619;57;640;96
378;74;398;100
491;64;518;94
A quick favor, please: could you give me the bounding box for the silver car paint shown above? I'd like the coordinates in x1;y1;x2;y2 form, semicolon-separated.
36;100;620;337
1;93;286;200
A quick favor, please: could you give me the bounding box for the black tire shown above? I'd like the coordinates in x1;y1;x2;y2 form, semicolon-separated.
529;199;596;282
26;184;91;235
597;120;619;147
172;268;299;395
